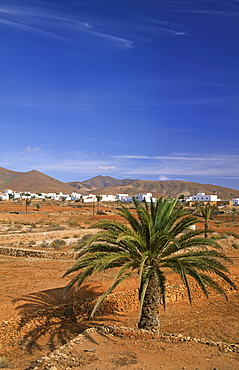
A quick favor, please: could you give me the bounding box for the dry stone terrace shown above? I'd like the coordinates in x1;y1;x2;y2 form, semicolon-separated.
0;200;238;369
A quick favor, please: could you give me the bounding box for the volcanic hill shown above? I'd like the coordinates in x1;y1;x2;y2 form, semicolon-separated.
1;167;239;199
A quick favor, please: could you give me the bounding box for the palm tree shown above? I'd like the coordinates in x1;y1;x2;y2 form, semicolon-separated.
231;208;238;222
96;194;102;214
64;197;236;334
198;204;216;238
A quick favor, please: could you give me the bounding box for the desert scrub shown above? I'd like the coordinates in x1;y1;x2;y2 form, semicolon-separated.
40;241;49;248
28;240;37;247
50;239;66;250
73;234;93;250
220;233;229;239
47;224;65;231
225;231;239;239
211;235;221;240
69;218;80;227
220;231;239;239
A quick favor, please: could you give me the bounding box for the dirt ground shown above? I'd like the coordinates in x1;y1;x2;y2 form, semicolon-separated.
0;201;238;369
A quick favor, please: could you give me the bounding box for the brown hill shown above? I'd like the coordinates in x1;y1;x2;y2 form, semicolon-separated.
80;178;239;199
67;175;133;191
0;169;239;199
0;169;75;194
0;167;21;186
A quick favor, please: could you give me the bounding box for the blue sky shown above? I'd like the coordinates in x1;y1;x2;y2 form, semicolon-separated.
1;0;239;189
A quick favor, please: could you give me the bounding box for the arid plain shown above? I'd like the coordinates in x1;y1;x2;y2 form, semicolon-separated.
0;200;238;369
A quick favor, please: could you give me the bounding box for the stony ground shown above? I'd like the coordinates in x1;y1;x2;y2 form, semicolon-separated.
0;201;238;369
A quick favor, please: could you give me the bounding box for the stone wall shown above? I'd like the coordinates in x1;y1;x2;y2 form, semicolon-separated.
29;325;239;370
0;246;77;260
0;275;238;349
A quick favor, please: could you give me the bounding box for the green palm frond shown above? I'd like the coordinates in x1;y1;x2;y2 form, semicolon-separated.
153;268;166;310
63;265;95;297
138;267;151;318
116;229;147;254
64;197;237;328
91;270;134;317
91;261;134;316
117;204;142;232
138;255;149;286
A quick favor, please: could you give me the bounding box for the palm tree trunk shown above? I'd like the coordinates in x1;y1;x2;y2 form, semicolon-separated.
205;221;208;238
138;275;161;334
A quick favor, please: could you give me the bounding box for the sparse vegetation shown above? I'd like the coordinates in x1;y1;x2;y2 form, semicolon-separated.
28;240;37;246
64;197;236;333
0;197;238;369
47;224;66;231
50;239;67;249
197;204;217;238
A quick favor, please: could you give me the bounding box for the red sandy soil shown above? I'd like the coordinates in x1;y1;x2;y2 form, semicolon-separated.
0;253;238;370
0;202;238;369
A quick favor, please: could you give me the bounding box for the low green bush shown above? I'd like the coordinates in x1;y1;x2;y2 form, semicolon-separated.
220;233;229;239
50;239;66;249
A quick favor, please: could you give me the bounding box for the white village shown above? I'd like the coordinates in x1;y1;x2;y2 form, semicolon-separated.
1;189;239;206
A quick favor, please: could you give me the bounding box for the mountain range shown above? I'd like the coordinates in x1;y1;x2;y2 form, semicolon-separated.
0;167;239;199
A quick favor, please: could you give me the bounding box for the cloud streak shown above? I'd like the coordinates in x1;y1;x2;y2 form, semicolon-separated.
0;4;134;50
1;149;239;183
163;0;239;17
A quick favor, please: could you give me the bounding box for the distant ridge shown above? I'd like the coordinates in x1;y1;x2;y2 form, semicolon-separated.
67;175;133;191
0;168;75;193
68;176;239;199
0;167;239;199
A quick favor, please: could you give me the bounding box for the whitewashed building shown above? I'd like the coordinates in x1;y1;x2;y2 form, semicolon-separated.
115;194;129;201
0;190;12;200
70;192;82;201
101;194;116;202
134;193;153;203
232;198;239;206
185;193;220;202
82;194;97;203
121;196;133;203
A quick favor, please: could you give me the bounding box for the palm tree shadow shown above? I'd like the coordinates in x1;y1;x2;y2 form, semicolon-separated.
13;284;103;316
11;284;129;354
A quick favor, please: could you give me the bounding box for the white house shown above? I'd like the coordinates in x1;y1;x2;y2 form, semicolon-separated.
82;194;97;203
71;192;82;201
101;194;116;202
185;193;220;202
134;193;153;203
120;196;132;203
232;198;239;206
115;194;129;201
0;190;12;200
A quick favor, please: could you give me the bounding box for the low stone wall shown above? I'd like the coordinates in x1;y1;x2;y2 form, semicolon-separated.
0;246;77;260
26;326;239;370
0;275;238;349
0;228;97;245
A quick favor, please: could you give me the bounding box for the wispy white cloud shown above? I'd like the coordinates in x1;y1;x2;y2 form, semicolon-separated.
0;18;71;41
158;175;170;181
97;166;116;171
26;146;41;152
166;0;239;18
0;4;134;50
141;19;190;37
1;149;239;183
112;154;223;161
